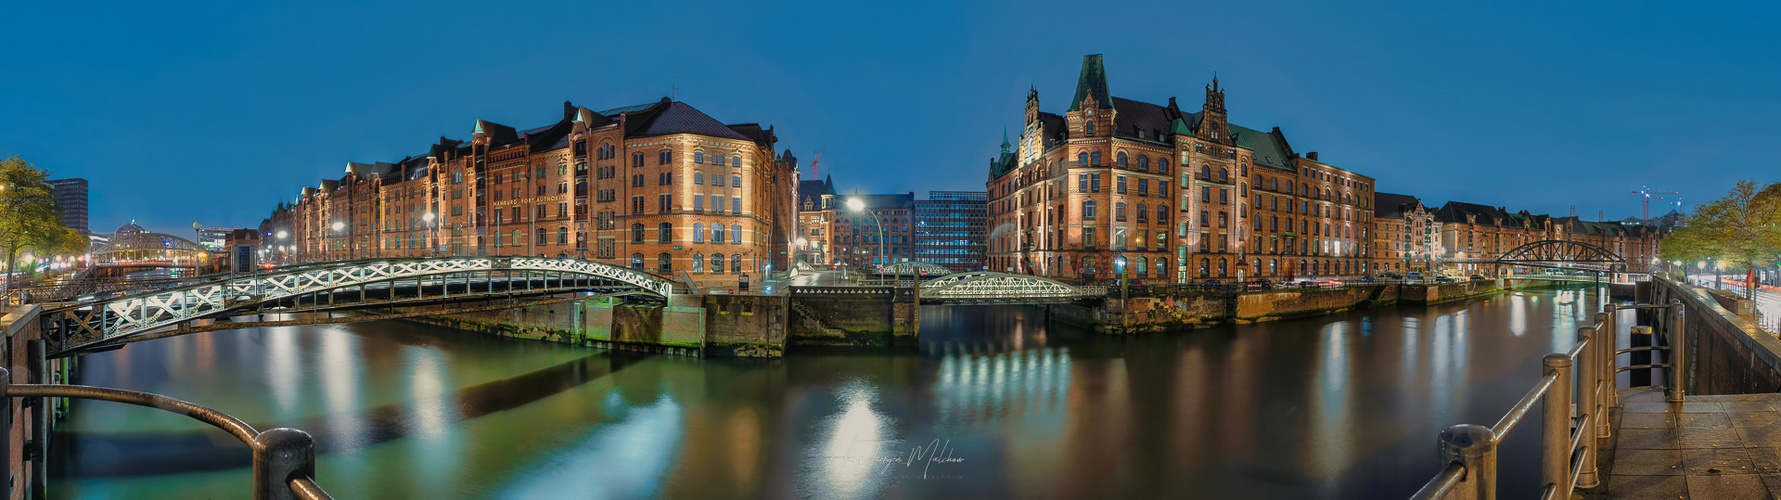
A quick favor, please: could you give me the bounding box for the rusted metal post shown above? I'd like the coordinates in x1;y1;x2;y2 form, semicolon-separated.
253;427;315;500
1574;327;1600;488
1669;299;1686;402
1543;352;1573;498
1439;423;1496;500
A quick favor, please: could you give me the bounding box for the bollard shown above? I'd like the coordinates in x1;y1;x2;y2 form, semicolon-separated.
1543;352;1573;498
1574;327;1600;488
253;428;316;500
1593;312;1613;440
1669;299;1687;402
1439;423;1497;500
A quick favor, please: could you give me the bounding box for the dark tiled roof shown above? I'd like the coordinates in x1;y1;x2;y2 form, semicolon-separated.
1233;124;1292;170
1038;112;1067;150
1435;201;1514;225
1374;192;1424;217
726;123;776;148
608;98;750;140
1069;54;1114;111
1111;97;1181;142
798;178;835;211
474;120;520;147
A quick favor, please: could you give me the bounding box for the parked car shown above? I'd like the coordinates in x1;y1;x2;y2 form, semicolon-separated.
1199;279;1223;289
1434;276;1456;283
1315;278;1344;288
1247;279;1273;290
1406;272;1425;280
1469;275;1488;281
1383;273;1403;279
1356;276;1376;283
1296;280;1319;288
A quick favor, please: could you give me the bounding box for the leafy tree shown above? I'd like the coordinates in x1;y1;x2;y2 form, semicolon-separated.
1660;180;1781;299
0;156;75;291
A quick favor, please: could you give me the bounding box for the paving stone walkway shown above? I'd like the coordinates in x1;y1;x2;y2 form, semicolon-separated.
1598;388;1781;499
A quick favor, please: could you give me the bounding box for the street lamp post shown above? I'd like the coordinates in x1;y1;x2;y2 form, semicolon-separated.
423;212;437;257
276;230;289;267
331;221;346;260
847;198;887;272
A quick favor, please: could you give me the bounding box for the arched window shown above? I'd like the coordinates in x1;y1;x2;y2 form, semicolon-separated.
1219;168;1229;183
536;228;547;245
1116;152;1128;167
711;253;725;274
631;223;644;243
1136;155;1149;171
1269;259;1278;275
733;155;742;167
731;254;741;273
1157;204;1168;223
1115;202;1127;221
1157;160;1168;174
693;223;705;243
1078;152;1088;165
713;224;725;243
1199;258;1210;277
1241;183;1248;196
512;229;523;246
1085;120;1095;136
731;224;742;244
1284;180;1292;193
657;223;671;243
1201;165;1211;179
693;253;705;272
1135;257;1146;274
657;252;672;272
1241;164;1248;177
630;253;643;269
1219;258;1228;277
1135;203;1148;223
1083;200;1097;218
1091;151;1102;166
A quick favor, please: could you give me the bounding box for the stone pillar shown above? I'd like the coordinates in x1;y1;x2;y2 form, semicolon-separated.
585;296;615;343
891;288;920;347
661;293;707;350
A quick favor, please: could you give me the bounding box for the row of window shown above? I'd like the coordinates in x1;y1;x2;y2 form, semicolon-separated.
630;252;747;274
628;222;746;244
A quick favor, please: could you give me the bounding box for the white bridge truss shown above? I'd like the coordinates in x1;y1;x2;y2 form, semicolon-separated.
918;272;1105;302
880;261;955;276
42;257;678;355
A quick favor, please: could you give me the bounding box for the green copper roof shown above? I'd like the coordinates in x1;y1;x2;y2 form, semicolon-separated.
1170;117;1195;137
1068;54;1115;112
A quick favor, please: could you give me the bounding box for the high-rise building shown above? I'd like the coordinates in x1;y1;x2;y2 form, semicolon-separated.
47;178;88;234
914;191;986;272
260;98;796;288
988;54;1377;283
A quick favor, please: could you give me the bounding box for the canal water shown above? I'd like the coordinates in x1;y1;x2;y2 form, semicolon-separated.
50;287;1602;499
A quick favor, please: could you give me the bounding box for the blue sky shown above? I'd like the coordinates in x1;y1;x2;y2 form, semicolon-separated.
3;1;1776;236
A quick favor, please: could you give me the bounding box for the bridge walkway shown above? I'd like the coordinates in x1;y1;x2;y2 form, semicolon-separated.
1597;387;1781;499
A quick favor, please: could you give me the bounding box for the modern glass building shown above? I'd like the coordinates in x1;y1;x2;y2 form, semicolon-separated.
914;191;987;271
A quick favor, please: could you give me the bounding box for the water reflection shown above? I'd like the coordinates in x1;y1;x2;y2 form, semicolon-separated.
54;288;1605;499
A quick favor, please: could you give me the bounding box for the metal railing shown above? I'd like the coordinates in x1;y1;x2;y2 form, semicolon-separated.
0;367;333;500
1412;299;1685;499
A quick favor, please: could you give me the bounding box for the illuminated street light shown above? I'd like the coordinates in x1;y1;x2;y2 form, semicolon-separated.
277;230;289;239
331;221;345;231
847;198;886;270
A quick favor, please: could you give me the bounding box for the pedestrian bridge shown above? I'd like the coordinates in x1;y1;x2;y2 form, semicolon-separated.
805;272;1107;304
39;256;682;357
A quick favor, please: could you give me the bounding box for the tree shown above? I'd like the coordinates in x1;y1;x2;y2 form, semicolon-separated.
0;156;73;293
1660;180;1781;299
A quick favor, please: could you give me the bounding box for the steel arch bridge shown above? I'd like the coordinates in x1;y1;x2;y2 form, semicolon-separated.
1494;240;1625;271
917;272;1105;303
40;256;681;357
881;261;955;276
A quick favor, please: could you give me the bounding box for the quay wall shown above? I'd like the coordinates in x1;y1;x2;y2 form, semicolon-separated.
1652;277;1781;395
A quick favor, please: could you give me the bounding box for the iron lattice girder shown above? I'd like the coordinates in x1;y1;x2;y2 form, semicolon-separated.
920;272;1105;300
43;257;677;355
881;261;955;276
1496;240;1626;265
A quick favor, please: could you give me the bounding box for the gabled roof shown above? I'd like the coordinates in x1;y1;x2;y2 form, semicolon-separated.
1233;124;1293;170
726;123;776;149
1069;54;1114;111
1111;97;1180;143
798;177;836;211
1037;112;1067;150
474;120;520;147
1435;201;1514;225
1374;192;1424;217
606;98;750;140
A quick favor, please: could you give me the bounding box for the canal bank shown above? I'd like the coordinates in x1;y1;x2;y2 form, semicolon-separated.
47;287;1606;499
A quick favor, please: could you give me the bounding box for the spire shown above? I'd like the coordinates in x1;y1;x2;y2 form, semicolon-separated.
1001;127;1011;151
1068;54;1114;111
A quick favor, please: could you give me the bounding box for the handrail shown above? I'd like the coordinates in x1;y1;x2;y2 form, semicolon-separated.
1410;463;1467;500
0;368;332;500
1416;295;1689;499
1490;374;1556;437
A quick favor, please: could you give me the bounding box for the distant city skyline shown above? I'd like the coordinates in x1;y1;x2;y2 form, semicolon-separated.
3;1;1776;235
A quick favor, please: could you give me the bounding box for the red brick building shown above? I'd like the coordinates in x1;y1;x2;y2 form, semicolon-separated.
262;98;796;289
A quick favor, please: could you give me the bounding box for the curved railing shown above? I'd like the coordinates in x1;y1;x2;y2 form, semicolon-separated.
0;368;332;500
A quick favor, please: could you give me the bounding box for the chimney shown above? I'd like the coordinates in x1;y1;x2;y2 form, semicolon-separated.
563;101;575;120
1167;96;1177;108
1307;152;1319;161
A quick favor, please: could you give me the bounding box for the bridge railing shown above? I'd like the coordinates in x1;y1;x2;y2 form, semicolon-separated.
1412;299;1685;499
0;367;332;499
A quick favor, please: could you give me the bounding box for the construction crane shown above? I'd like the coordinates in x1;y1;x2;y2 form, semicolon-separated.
1631;186;1678;219
1671;196;1707;214
809;148;824;180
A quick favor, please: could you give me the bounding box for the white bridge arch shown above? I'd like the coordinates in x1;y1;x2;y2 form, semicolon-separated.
881;261;955;276
42;256;680;356
918;272;1105;302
